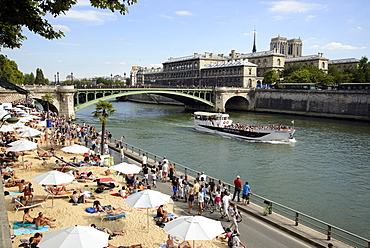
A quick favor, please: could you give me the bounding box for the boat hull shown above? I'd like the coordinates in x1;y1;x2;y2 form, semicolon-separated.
195;123;295;142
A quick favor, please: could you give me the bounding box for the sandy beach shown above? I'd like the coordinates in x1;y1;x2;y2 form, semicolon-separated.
5;142;226;248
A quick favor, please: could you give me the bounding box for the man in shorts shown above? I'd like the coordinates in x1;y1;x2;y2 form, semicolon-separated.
242;181;252;205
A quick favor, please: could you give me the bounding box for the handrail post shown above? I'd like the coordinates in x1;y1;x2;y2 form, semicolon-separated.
131;146;134;153
327;225;332;241
138;149;141;155
154;155;157;163
295;212;299;226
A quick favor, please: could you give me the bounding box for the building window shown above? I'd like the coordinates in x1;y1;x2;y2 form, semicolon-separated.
249;68;252;75
322;62;325;69
277;59;281;66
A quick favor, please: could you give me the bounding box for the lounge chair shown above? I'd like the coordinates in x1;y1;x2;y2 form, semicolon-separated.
98;205;127;222
44;188;73;200
13;198;46;213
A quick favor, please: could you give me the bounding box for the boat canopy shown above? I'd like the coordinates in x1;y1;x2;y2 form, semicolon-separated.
194;111;229;118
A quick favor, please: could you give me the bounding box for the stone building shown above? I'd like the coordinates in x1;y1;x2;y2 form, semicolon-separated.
130;35;359;88
328;58;360;70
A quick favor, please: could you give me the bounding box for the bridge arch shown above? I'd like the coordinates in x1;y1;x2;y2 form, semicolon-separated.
74;90;214;111
224;95;250;111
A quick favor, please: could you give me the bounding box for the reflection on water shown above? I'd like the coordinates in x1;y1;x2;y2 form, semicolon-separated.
76;101;370;238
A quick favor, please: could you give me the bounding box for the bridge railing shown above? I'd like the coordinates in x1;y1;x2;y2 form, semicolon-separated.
110;137;370;248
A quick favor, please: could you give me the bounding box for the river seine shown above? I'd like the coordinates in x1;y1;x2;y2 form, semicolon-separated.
76;101;370;239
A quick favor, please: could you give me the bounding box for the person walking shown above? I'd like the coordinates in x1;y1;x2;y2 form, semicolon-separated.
233;175;242;202
229;205;241;234
242;181;252;205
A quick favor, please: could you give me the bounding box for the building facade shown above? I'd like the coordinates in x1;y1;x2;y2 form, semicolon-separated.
130;36;359;88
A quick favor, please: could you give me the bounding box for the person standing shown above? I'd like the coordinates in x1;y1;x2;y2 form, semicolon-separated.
120;146;125;162
142;165;149;185
221;192;231;221
242;181;252;205
197;185;205;216
229;205;241;234
141;153;147;167
161;157;169;182
233;175;242;202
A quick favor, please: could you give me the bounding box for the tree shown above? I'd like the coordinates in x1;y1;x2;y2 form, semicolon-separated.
92;100;116;155
0;54;24;84
35;68;46;85
0;0;137;49
263;70;280;84
24;73;35;85
41;93;54;117
285;70;312;84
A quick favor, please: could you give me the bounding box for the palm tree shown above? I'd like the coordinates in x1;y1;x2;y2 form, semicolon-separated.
92;100;116;155
41;93;54;118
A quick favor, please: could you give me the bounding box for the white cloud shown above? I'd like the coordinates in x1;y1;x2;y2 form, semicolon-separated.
158;14;173;19
175;11;194;16
306;15;315;19
321;42;366;50
59;10;116;25
104;62;113;65
53;24;71;32
273;15;288;21
357;26;363;30
266;1;325;14
148;64;162;68
119;62;126;65
57;60;62;63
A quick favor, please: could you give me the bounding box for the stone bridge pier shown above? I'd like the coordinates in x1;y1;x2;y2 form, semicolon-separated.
28;85;77;119
212;88;253;112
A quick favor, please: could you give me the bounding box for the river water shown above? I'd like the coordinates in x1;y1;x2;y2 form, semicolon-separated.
75;101;370;239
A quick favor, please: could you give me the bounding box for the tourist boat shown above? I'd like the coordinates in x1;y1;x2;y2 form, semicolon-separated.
193;111;296;142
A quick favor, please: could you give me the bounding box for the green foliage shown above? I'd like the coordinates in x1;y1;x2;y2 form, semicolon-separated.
35;68;46;85
23;73;35;85
263;70;280;84
0;0;137;49
285;70;312;84
92;100;116;154
0;54;24;84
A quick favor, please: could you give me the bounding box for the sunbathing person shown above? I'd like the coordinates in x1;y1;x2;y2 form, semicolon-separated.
166;235;195;248
35;212;56;228
157;205;171;223
17;179;29;192
22;209;36;227
104;243;142;248
45;184;73;195
17;196;46;207
74;171;95;180
70;190;94;204
90;224;125;238
93;201;131;215
23;183;34;200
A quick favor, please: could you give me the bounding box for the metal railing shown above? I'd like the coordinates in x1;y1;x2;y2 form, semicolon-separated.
110;137;370;248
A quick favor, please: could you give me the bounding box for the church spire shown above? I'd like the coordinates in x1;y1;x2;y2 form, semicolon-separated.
252;29;257;53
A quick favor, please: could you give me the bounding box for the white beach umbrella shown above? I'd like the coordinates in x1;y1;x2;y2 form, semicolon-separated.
36;120;47;127
0;125;15;132
18;128;44;137
38;225;109;248
109;162;142;174
31;170;75;185
165;216;224;246
31;170;75;208
124;189;171;232
61;144;89;154
16;104;26;108
9;122;26;129
6;142;36;152
8;139;38;149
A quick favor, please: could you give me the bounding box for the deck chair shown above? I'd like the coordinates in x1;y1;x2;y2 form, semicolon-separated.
44;188;73;199
13;198;45;213
98;205;127;222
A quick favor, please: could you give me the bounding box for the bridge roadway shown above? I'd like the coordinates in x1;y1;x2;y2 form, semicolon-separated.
109;143;352;248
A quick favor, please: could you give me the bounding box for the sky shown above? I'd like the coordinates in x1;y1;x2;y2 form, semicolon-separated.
1;0;369;81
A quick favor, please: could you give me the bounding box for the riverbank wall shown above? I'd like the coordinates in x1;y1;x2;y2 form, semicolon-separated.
252;89;370;121
119;90;370;121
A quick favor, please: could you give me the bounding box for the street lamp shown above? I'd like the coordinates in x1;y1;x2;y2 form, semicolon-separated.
0;113;19;127
57;72;60;85
71;72;74;85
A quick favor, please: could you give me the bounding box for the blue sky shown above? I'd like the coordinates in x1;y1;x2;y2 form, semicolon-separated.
1;0;369;81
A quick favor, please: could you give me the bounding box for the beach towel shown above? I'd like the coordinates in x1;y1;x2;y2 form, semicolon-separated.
13;225;49;235
13;221;35;229
99;178;115;183
152;213;175;219
110;193;127;199
9;191;23;196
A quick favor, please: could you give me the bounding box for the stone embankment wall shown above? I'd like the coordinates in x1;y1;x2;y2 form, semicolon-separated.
252;89;370;121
